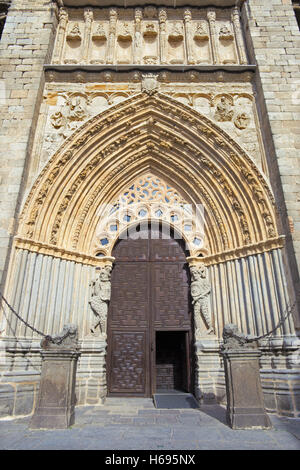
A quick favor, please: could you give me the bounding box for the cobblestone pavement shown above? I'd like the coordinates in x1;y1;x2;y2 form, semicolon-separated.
0;398;299;450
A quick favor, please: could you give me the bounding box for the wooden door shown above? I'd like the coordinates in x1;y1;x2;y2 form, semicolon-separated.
107;225;192;396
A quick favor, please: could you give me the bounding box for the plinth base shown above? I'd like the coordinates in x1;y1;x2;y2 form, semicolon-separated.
227;408;272;430
30;407;75;429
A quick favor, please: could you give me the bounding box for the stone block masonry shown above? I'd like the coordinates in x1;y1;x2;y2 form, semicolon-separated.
243;0;300;331
0;0;57;291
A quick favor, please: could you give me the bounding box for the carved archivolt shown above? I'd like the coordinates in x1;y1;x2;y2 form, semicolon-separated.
18;93;278;262
52;6;247;66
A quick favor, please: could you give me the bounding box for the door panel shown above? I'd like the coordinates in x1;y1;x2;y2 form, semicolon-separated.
151;262;190;330
107;225;192;397
109;331;148;395
109;262;149;329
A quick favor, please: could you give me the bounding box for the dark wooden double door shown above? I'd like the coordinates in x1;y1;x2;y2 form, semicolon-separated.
107;226;193;397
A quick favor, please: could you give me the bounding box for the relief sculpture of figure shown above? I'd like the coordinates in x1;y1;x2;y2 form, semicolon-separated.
215;96;233;122
190;264;214;336
89;265;112;337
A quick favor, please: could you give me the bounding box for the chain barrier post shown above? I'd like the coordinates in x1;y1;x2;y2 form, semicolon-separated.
220;324;272;430
30;324;80;429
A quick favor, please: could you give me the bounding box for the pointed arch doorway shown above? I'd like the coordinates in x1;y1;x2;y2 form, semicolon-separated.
106;223;193;397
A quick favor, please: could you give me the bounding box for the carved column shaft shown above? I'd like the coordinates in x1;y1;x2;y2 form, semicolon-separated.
232;7;248;65
82;8;93;64
207;8;219;64
159;8;167;64
52;8;68;64
134;8;143;64
107;8;117;64
184;9;195;65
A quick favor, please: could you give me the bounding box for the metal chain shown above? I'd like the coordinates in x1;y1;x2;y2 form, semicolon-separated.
0;292;69;344
0;292;296;344
232;301;296;343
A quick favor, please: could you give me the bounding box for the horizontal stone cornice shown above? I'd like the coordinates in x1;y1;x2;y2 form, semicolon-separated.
188;236;286;267
58;0;246;7
13;237;114;267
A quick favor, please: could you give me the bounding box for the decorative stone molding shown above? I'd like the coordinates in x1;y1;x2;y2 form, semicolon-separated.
187;236;285;267
13;237;115;268
44;67;256;85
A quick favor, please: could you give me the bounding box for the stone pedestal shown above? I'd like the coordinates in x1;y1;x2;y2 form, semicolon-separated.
30;325;80;429
221;324;272;429
194;337;223;403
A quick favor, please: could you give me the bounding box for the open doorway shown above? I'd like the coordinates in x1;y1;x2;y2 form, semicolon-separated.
155;331;190;393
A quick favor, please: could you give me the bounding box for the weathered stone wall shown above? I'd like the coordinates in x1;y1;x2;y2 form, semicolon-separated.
242;0;300;330
0;0;57;290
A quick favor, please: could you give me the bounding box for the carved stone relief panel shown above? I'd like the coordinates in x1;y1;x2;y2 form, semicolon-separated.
64;22;83;64
32;82;139;175
52;6;248;66
160;83;266;172
28;78;266;198
90;23;108;64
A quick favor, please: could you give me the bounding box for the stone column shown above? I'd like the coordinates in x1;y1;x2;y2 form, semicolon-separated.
207;8;219;64
232;7;248;65
158;8;167;64
82;8;93;64
107;8;117;64
30;325;80;429
134;8;143;64
220;324;272;429
52;7;68;64
184;9;195;65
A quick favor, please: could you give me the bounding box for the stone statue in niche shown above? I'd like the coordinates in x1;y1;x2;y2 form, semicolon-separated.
92;24;106;40
169;23;183;40
219;25;234;40
168;23;184;64
190;264;214;336
194;22;209;40
67;23;81;40
215;96;234;122
118;22;132;40
89;265;112;337
234;112;250;130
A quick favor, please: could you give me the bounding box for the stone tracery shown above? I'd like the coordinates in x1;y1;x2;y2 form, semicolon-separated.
93;173;204;257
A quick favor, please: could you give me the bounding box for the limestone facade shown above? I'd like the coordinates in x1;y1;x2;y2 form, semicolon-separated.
0;0;299;418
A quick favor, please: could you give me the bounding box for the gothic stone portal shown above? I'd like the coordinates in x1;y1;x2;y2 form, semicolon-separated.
106;224;193;397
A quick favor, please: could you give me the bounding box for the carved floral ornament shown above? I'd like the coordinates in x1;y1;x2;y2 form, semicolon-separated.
18;93;279;264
